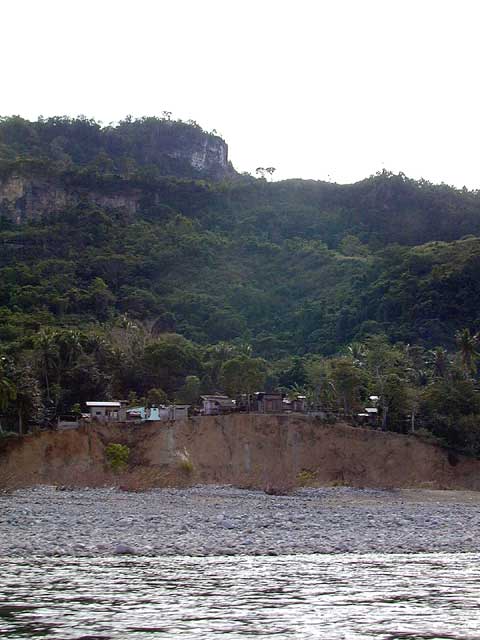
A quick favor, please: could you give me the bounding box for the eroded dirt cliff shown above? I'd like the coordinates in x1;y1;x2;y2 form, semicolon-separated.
0;415;479;490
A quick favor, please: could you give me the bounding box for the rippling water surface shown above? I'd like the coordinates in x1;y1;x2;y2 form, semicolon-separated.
1;553;479;639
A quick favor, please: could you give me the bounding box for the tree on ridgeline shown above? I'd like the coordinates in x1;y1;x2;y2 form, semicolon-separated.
176;375;201;405
141;334;202;397
304;358;337;410
204;342;235;389
220;356;267;410
329;357;365;416
146;387;168;407
364;336;408;431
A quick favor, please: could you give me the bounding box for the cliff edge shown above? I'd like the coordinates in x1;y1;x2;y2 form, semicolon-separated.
0;415;479;491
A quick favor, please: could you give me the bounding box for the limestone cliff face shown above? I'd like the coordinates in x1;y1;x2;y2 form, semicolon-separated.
0;174;141;223
170;134;230;179
0;126;233;222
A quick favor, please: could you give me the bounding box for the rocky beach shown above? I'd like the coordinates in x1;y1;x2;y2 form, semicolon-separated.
1;485;480;557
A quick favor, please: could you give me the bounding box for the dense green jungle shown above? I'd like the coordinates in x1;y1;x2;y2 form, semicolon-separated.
1;115;480;455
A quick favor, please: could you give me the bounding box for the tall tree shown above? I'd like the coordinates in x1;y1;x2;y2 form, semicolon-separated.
455;328;479;376
176;375;201;404
430;347;449;379
33;328;59;402
0;360;16;432
365;336;408;430
220;356;267;409
265;167;276;181
304;358;337;409
330;358;364;415
11;363;41;435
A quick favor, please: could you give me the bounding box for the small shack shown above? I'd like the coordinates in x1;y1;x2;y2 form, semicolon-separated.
126;404;190;422
283;395;307;412
357;407;379;427
86;401;127;423
255;392;284;413
170;404;189;420
201;395;235;416
292;395;307;412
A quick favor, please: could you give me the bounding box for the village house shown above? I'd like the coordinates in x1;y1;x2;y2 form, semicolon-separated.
86;401;128;423
170;404;190;420
126;404;190;422
292;395;307;412
364;407;379;424
254;392;284;413
200;395;236;415
283;395;307;412
127;406;165;421
362;396;380;426
357;406;379;426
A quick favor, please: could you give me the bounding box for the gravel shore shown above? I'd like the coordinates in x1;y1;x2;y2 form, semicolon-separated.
1;485;480;557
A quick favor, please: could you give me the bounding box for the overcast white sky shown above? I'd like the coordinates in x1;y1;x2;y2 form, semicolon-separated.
2;0;480;186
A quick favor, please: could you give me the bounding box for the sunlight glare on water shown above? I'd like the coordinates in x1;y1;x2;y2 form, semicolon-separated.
0;553;479;639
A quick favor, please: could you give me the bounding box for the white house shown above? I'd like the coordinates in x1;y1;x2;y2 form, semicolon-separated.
86;401;128;422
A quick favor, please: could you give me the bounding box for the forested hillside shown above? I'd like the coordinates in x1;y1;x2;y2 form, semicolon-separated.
1;115;480;452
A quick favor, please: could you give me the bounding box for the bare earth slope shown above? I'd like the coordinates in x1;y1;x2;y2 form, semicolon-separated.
1;415;479;491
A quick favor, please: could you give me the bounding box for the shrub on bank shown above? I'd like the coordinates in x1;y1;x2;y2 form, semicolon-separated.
297;469;317;487
177;448;194;474
105;443;130;472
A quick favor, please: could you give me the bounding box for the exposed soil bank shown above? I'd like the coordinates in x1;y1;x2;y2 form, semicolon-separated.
0;414;479;490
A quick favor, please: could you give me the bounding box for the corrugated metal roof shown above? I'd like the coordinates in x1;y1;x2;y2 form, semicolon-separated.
216;399;235;408
86;401;121;408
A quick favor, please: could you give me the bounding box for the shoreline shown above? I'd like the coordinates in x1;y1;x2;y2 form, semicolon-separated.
2;485;480;558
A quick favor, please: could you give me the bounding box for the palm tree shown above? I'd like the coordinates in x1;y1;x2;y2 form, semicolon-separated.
286;383;307;401
406;366;430;387
455;328;479;376
347;342;367;365
57;330;83;370
305;359;337;410
33;328;59;402
84;332;112;367
429;347;449;379
236;343;253;357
